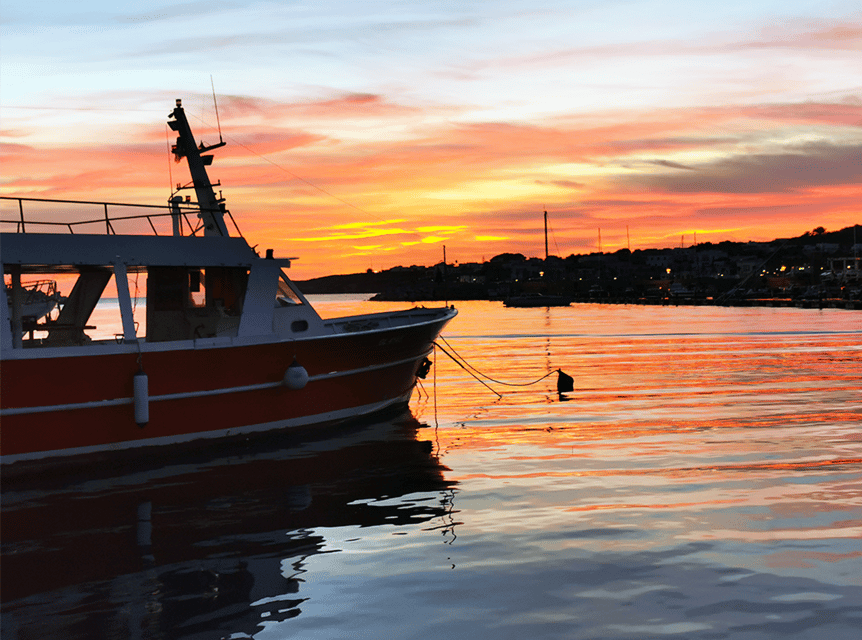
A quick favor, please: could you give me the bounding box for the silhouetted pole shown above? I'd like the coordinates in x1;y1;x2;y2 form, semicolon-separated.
544;210;549;260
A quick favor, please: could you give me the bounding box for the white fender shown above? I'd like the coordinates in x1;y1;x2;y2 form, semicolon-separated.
284;359;309;390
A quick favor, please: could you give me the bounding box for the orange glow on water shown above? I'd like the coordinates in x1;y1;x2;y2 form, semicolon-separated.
390;301;862;560
2;297;859;636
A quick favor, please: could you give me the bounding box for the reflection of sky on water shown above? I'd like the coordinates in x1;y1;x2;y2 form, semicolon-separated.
282;533;861;639
402;303;860;638
3;301;861;639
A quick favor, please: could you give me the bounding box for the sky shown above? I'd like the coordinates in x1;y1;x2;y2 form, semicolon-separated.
2;0;861;279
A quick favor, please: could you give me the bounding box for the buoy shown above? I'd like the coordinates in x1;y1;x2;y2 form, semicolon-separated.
133;370;149;426
284;358;309;390
556;369;574;394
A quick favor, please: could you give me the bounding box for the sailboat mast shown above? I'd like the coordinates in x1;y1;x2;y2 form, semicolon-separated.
544;210;549;260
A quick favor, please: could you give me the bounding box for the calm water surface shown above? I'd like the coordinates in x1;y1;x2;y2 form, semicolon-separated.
2;300;861;639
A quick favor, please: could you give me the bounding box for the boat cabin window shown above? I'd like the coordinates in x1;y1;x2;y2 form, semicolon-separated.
188;269;205;306
277;270;305;306
146;266;248;342
4;267;146;347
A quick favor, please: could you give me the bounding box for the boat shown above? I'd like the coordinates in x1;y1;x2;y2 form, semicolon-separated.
0;99;457;466
5;278;63;327
503;211;571;307
504;293;571;307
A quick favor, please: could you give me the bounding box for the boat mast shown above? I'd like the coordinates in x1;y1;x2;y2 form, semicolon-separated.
168;99;229;236
544;210;549;261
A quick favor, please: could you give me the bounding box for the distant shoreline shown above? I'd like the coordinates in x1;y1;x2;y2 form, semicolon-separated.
295;225;861;309
292;286;861;310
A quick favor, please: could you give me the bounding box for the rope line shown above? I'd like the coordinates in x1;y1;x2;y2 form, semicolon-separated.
433;343;439;431
434;341;502;398
435;336;558;388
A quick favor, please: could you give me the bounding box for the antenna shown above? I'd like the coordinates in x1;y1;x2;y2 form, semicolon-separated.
211;75;223;144
165;125;174;196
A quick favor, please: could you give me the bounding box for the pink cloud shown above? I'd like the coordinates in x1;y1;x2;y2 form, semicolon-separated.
463;15;862;74
751;17;862;51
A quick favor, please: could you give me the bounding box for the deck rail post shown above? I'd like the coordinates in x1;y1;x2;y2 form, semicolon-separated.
113;262;138;343
10;265;24;349
104;203;116;234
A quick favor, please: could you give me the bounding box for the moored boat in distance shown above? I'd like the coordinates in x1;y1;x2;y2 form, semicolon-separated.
504;293;571;308
4;278;63;328
1;99;456;467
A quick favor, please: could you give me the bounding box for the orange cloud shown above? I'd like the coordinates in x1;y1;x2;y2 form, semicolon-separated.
3;90;861;277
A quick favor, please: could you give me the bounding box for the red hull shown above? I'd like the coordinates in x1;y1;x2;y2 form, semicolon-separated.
1;314;451;462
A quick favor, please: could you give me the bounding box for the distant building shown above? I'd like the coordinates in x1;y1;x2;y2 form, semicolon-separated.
804;243;840;255
736;256;762;276
645;252;673;269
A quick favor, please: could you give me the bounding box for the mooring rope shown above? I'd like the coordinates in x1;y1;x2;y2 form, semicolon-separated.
434;336;559;389
433;343;439;434
434;340;502;398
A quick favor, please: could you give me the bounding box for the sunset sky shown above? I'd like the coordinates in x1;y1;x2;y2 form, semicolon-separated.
2;1;861;278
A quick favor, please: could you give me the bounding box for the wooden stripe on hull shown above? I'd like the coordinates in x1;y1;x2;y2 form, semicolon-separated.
1;315;449;462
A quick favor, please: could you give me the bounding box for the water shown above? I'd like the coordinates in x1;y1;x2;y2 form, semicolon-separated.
2;301;861;639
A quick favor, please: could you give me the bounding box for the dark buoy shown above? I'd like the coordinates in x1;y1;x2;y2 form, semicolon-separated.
556;369;574;394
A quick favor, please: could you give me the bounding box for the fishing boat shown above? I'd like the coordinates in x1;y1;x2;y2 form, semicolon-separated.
0;99;456;466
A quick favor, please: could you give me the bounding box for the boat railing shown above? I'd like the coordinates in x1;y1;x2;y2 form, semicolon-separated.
0;196;243;238
17;279;60;303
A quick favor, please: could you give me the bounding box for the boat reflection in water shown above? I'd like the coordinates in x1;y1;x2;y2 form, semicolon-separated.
0;410;454;640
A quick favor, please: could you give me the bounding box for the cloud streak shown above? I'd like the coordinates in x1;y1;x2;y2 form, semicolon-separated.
636;142;862;194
